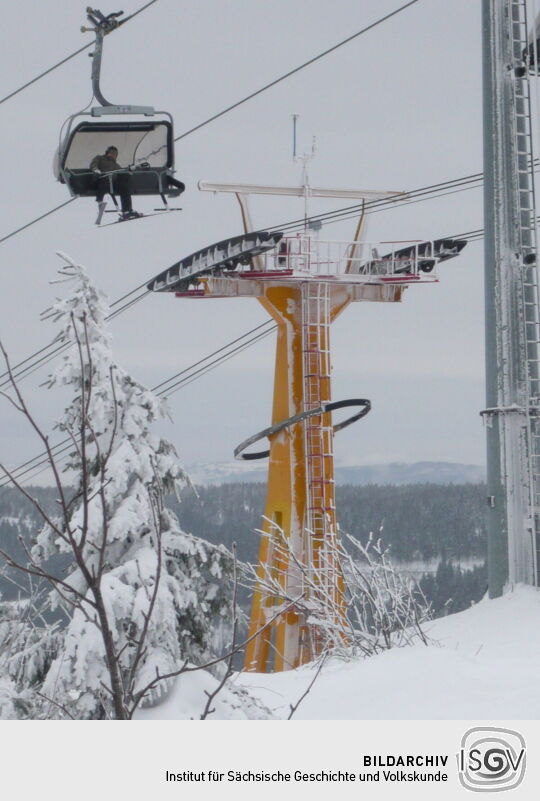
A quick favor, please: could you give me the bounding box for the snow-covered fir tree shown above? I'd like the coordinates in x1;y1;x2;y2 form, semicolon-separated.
30;254;233;719
0;596;60;719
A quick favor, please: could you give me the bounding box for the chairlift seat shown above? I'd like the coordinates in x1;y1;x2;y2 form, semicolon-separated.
63;166;175;197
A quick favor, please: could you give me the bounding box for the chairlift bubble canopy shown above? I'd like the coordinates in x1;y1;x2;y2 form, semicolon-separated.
55;107;176;198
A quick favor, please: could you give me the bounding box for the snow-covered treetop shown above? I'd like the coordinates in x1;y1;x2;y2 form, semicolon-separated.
34;253;186;564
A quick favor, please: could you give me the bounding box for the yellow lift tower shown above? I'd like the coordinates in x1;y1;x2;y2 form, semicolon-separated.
148;169;467;673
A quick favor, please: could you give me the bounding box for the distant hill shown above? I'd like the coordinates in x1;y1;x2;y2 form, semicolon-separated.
186;461;486;486
335;461;486;486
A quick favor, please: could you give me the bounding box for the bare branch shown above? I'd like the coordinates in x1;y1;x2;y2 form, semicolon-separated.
0;459;66;541
0;545;96;611
0;340;71;526
131;593;304;714
126;460;164;700
0;387;24;413
287;653;327;720
35;692;75;721
200;543;239;720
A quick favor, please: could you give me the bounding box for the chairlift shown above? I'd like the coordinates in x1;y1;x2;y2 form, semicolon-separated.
54;8;181;214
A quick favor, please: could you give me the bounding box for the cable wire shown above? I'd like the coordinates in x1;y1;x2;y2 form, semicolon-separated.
0;319;277;487
0;210;493;489
0;166;482;250
0;285;151;391
174;0;420;142
0;0;161;107
0;44;92;108
0;1;421;247
265;171;487;235
0;199;77;246
0;168;491;391
152;319;275;393
159;324;276;396
0;211;487;488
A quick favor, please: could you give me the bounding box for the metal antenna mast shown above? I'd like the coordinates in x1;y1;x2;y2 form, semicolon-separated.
291;114;317;226
482;0;540;593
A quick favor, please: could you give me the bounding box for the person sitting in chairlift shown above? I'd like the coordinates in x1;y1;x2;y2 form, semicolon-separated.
90;146;141;220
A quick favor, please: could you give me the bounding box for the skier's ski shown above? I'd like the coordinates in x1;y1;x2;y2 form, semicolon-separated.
98;209;182;227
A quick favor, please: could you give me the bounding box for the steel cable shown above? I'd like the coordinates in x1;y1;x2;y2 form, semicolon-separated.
0;170;493;392
0;1;421;248
174;1;421;142
0;319;276;487
0;0;161;107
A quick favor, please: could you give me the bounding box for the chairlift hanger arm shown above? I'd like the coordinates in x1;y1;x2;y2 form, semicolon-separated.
82;8;125;106
82;8;133;108
84;8;124;33
82;8;156;113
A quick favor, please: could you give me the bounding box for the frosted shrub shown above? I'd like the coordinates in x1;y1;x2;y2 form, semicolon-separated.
245;521;431;662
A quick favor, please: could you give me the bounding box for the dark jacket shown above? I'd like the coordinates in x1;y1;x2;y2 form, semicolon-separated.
90;154;122;173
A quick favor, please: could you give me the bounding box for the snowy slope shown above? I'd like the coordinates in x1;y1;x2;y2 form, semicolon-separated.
138;586;540;720
237;586;540;719
134;667;272;720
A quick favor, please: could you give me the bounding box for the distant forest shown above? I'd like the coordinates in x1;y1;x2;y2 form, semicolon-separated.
166;482;487;564
0;482;488;619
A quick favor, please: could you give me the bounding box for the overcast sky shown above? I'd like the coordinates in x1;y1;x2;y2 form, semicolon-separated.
0;0;487;482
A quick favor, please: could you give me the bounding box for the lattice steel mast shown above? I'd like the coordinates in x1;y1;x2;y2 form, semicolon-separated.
482;0;540;593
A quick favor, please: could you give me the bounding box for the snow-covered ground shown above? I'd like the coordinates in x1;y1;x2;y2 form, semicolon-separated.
137;586;540;720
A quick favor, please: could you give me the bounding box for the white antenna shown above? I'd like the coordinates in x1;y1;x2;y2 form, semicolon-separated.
200;118;406;237
291;114;317;226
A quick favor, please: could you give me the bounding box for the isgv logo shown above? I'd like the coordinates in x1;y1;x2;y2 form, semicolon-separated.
457;727;526;792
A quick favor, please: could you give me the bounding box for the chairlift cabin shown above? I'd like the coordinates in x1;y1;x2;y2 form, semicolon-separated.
55;107;177;200
54;8;180;207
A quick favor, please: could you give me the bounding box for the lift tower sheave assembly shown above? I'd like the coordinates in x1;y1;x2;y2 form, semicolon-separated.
148;175;468;671
482;0;540;593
